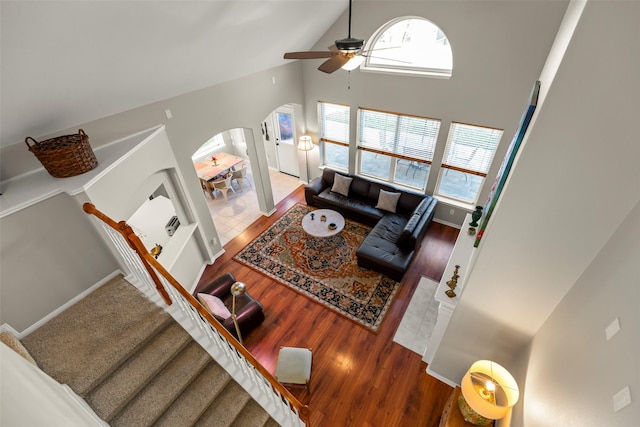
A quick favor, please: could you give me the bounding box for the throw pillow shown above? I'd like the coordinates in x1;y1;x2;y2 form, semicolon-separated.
375;189;401;213
197;293;231;320
331;174;353;197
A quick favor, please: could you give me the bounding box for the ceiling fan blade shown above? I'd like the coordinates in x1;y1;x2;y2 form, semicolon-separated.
318;54;352;74
284;51;333;60
328;44;338;52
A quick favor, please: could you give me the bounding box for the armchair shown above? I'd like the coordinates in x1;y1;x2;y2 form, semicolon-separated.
195;273;265;339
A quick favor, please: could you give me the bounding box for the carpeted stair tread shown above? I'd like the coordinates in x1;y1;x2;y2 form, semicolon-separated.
195;381;252;426
21;275;172;395
154;361;233;427
85;321;193;421
230;399;273;427
110;340;212;427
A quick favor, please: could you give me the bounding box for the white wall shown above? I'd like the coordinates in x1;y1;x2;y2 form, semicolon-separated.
300;0;568;224
0;193;119;332
523;200;639;426
429;1;640;424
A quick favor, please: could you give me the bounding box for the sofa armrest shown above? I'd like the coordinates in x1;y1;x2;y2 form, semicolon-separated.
398;196;438;250
411;197;438;246
305;176;327;206
197;272;236;298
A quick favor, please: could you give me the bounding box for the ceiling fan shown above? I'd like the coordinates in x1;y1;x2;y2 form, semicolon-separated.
283;0;366;74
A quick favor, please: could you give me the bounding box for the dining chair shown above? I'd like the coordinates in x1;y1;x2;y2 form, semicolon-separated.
231;164;251;190
211;175;236;201
200;178;215;199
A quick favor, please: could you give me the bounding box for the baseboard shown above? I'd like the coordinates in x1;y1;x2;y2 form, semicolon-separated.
0;323;21;336
17;270;125;338
261;207;277;217
425;365;458;388
433;218;462;229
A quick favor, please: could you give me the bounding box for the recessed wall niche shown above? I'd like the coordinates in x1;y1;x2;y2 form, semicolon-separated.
127;182;177;254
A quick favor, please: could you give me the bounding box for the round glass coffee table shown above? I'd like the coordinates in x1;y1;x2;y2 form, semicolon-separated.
301;209;345;237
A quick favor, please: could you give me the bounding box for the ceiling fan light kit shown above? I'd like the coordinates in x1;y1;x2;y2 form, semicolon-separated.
283;0;367;74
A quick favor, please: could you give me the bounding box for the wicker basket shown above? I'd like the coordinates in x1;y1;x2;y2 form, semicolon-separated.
25;129;98;178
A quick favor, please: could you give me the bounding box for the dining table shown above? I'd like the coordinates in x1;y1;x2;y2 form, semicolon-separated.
194;152;245;181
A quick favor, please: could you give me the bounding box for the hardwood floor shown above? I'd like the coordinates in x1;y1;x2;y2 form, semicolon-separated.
196;186;460;427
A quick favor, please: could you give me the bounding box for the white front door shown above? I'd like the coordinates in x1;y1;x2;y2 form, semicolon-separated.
273;106;299;177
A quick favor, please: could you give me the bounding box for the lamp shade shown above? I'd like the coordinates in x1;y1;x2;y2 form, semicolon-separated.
297;136;314;151
459;360;519;424
341;55;365;71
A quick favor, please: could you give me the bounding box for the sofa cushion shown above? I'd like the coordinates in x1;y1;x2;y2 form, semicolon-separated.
322;167;337;186
197;293;231;320
367;181;396;201
376;214;406;241
397;191;428;214
315;189;383;225
350;175;371;199
331;173;353;197
357;218;413;282
375;189;401;213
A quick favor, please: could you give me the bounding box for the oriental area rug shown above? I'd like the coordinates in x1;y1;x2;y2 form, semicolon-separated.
234;203;400;333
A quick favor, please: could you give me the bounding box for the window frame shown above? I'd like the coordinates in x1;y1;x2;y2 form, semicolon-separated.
192;133;225;161
435;121;504;205
319;101;350;171
357;107;441;191
361;16;453;79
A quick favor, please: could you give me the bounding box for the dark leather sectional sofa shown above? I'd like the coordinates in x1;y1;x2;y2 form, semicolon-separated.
305;168;437;281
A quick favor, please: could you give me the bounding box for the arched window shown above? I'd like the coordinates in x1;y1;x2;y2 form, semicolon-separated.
362;16;452;78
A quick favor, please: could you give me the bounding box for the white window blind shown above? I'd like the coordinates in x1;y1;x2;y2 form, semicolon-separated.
441;122;503;176
320;102;350;145
358;108;440;162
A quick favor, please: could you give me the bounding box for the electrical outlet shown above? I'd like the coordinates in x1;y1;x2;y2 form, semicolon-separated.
449;209;455;215
164;109;172;119
210;238;217;246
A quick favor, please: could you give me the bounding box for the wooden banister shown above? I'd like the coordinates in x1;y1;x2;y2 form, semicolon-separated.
82;202;309;425
83;203;172;306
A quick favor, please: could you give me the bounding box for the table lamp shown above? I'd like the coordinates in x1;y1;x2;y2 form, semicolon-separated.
458;360;520;425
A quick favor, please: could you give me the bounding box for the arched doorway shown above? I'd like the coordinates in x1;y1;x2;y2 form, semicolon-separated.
191;128;300;246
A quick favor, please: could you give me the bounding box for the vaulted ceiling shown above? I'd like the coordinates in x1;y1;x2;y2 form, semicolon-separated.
0;0;351;147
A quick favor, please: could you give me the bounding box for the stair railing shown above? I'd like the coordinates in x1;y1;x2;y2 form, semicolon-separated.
83;203;309;427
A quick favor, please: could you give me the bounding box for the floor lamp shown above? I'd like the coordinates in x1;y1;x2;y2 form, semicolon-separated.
297;136;314;183
230;281;247;344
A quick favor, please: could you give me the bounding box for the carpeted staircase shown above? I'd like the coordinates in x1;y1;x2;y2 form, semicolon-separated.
21;275;279;427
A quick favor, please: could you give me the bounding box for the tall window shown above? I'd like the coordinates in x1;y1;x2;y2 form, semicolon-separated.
358;108;440;190
436;122;503;204
319;102;350;169
362;17;453;78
